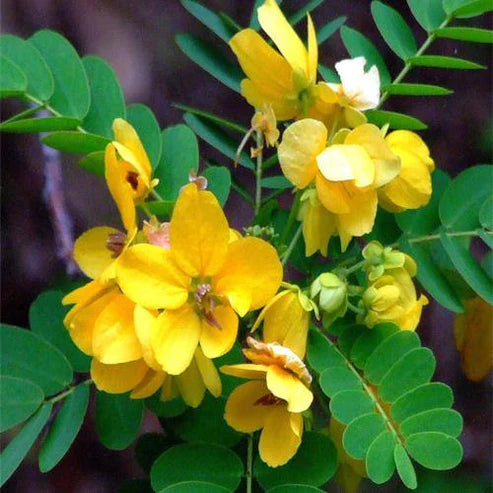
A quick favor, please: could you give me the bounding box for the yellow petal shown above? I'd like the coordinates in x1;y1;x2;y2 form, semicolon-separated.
258;0;308;76
214;237;282;317
220;364;269;380
152;305;201;375
175;357;206;408
259;404;302;467
316;175;351;214
91;358;148;394
131;369;166;399
170;184;229;278
194;347;222;398
252;290;291;332
134;305;161;370
307;14;317;83
266;365;313;413
278;119;327;189
116;244;190;310
73;226;119;280
386;130;434;171
112;118;152;181
316;145;375;188
92;294;142;364
224;380;271;432
199;305;238;359
161;374;180;402
105;143;136;232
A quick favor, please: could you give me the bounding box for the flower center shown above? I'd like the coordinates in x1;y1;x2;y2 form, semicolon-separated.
126;171;139;190
192;282;222;330
254;393;284;407
106;231;127;258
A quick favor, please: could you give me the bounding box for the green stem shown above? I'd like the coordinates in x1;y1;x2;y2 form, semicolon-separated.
3;103;46;123
47;379;92;404
392;229;488;249
281;223;303;267
347;300;364;315
150;188;164;201
254;130;264;215
344;260;365;276
377;16;452;109
279;190;302;246
246;433;253;493
262;187;288;205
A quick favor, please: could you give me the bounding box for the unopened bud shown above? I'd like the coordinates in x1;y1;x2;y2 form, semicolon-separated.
362;241;405;281
310;273;348;325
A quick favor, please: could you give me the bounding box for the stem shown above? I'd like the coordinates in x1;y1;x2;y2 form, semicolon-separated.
235;127;255;167
150;188;164;201
344;260;365;276
47;379;92;404
347;300;364;315
377;16;452;109
254;130;264;215
392;229;488;249
246;433;253;493
281;223;303;267
279;190;302;247
3;103;46;123
262;187;288;205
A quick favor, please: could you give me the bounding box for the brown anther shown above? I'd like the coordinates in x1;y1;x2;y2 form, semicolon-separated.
254;393;283;406
188;169;208;191
106;231;127;258
126;171;139;190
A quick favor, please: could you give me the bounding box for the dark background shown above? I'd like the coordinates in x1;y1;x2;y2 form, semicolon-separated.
1;0;492;491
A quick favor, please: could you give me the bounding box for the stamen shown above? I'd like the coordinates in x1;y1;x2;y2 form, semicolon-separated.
106;231;126;258
254;393;283;406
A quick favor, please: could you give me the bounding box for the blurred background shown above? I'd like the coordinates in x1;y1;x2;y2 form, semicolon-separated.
1;0;492;491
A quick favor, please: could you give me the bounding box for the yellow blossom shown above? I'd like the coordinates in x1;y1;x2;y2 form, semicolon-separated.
378;130;435;212
229;0;320;120
222;337;313;467
360;260;428;331
115;183;282;375
278;119;400;253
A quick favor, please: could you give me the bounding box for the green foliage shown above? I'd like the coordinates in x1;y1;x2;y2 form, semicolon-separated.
95;392;143;450
254;432;338;489
366;110;427;130
203;165;232;206
150;443;243;492
382;83;452;96
317;16;347;44
41;131;110;154
0;117;81;133
406;0;446;31
409;54;486;69
435;26;493;43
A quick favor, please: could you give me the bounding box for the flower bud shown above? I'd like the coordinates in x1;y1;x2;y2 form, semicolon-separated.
362;240;406;281
311;273;348;326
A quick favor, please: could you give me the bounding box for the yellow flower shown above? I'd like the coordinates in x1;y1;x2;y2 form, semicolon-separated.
115;183;282;375
229;0;319;120
251;284;316;359
278;119;400;252
378;130;435;212
251;105;280;148
360;261;428;331
222;337;313;467
105;118;157;232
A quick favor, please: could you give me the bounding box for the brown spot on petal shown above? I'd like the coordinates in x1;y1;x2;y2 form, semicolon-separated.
106;231;126;258
126;171;139;190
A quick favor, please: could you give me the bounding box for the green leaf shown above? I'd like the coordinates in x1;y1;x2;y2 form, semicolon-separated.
319;366;362;398
479;195;493;230
318;64;339;83
371;1;417;60
203;166;231;206
126;103;162;169
249;0;264;29
342;413;386;460
29;30;90;119
213;343;244;396
405;432;463;470
394;443;417;489
176;34;242;92
317;16;347;44
364;330;421;385
150;443;243;492
397;169;451;234
409;54;486;69
95;392;143;450
0;34;54;101
0;55;27;97
350;323;399;369
181;0;235;42
145;392;186;418
451;0;493;17
0;403;52;487
38;383;89;472
82;55;126;138
254;432;337;489
0;376;43;433
155;124;199;200
289;0;324;25
439;231;493;303
78;151;105;176
184;112;254;169
171;394;241;447
340;26;391;85
366;110;427;130
479;230;493;249
135;433;169;473
41;131;110;154
406;0;446;31
144;200;175;218
0;324;73;396
366;430;396;484
383;83;452;96
120;479;154;493
0;116;81;133
391;382;453;422
159;481;230;493
400;240;464;313
29;290;90;373
173;103;247;133
261;175;292;190
379;347;436;403
266;487;325;493
307;329;345;373
400;408;463;438
435;27;493;43
329;389;375;425
483;251;493;278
